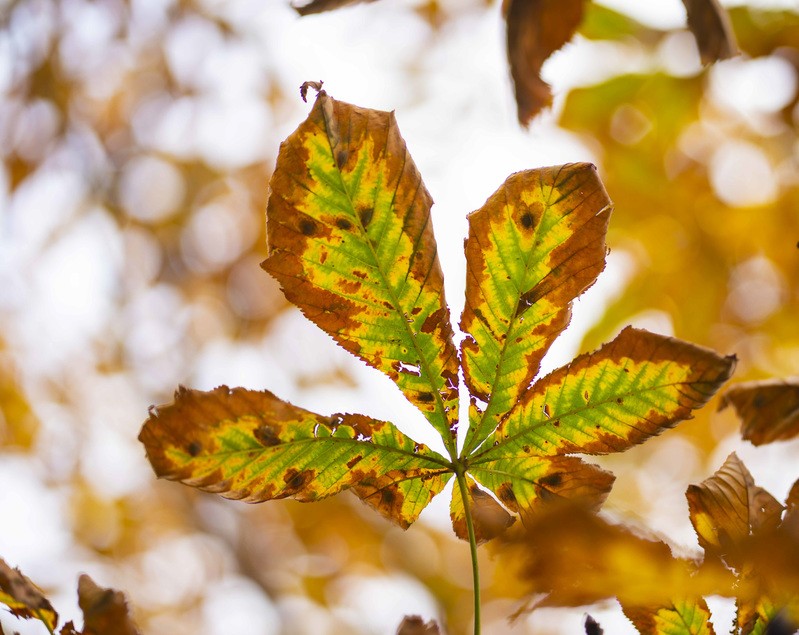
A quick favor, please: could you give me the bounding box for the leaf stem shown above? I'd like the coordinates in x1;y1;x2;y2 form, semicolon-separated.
455;468;481;635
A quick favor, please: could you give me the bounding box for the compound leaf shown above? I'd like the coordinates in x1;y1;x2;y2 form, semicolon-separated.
720;380;799;446
263;90;459;450
686;452;783;567
469;328;735;518
139;386;452;528
0;558;58;632
460;163;611;454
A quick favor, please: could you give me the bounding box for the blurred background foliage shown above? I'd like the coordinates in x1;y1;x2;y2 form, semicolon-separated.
0;0;797;633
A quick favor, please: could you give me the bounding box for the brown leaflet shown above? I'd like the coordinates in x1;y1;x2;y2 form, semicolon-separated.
686;452;783;568
681;0;738;64
720;379;799;446
293;0;379;17
77;575;141;635
506;0;586;125
450;478;515;544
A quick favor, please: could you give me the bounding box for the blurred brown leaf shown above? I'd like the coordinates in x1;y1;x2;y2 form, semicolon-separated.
682;0;738;64
293;0;379;17
720;380;799;446
506;0;585;125
396;615;441;635
493;504;735;609
77;574;141;635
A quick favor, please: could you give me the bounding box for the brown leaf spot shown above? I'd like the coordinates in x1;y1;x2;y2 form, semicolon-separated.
299;218;316;236
359;206;374;227
187;441;202;457
520;211;534;229
497;482;517;506
420;306;446;334
553;419;560;427
411;307;422;315
615;397;624;405
523;445;531;453
254;425;281;447
336;150;347;169
352;270;367;279
336;217;353;231
540;472;562;488
417;392;435;403
346;455;363;469
282;468;316;495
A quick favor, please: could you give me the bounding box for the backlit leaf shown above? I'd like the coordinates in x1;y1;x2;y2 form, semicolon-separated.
719;380;799;446
624;598;716;635
139;386;452;528
681;0;738;64
262;89;459;449
76;574;140;635
506;0;586;125
686;452;783;567
460;163;611;453
470;328;735;517
0;558;58;632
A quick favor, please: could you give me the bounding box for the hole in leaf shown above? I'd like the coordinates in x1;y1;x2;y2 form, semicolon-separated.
397;361;421;376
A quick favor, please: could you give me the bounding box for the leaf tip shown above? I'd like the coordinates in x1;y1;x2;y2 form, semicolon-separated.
300;80;325;103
